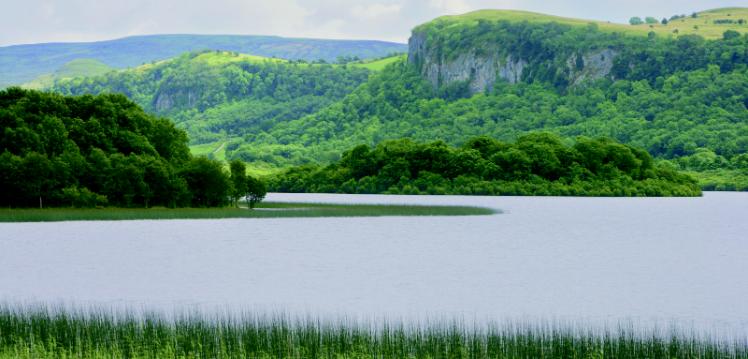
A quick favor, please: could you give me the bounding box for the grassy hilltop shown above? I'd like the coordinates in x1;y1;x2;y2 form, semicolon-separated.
422;7;748;39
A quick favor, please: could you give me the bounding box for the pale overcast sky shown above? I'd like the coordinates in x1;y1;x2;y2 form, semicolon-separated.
1;0;745;46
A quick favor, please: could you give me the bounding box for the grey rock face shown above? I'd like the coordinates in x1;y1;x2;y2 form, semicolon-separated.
408;31;617;94
567;48;618;86
153;89;199;112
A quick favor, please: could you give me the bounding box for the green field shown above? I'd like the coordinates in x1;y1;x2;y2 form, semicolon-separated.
424;7;748;39
350;54;407;71
22;59;113;89
0;202;496;222
189;140;228;161
0;306;744;359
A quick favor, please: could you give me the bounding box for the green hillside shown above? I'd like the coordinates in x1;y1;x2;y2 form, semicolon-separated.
51;50;372;148
423;7;748;39
246;9;747;189
0;34;407;87
22;59;113;89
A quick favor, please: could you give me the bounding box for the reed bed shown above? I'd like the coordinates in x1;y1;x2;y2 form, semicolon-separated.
0;305;745;358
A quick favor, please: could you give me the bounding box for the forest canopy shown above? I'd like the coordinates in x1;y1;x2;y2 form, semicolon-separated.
271;134;702;197
0;88;260;208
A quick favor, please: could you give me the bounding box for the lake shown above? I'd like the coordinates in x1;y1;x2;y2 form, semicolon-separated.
1;192;746;336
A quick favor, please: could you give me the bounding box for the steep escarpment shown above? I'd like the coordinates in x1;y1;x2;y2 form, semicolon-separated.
409;31;529;93
408;20;622;93
407;9;748;93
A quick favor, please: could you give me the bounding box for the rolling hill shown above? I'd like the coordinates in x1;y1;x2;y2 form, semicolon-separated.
0;34;407;87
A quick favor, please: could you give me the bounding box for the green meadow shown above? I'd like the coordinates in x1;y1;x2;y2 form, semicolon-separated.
427;7;748;39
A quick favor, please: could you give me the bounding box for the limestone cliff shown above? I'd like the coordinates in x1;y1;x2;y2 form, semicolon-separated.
408;30;617;94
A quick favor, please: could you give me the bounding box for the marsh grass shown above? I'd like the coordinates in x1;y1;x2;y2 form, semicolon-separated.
0;202;496;222
0;305;745;358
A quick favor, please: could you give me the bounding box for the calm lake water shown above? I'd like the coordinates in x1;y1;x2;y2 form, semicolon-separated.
1;192;747;335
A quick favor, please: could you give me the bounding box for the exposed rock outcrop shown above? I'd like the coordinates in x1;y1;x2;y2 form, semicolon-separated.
153;89;199;112
408;30;617;94
567;49;618;86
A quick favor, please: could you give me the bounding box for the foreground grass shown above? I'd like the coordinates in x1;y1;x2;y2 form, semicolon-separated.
0;202;496;222
0;306;745;359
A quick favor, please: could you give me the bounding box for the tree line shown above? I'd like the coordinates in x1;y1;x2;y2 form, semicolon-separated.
0;88;264;208
271;133;701;197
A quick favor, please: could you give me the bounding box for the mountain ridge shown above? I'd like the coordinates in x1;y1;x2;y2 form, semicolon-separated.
0;34;406;87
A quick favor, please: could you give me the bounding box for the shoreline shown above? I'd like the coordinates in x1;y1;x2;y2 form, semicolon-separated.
0;202;497;222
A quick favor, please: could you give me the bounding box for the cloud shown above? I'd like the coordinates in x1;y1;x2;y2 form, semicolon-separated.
351;3;403;20
428;0;472;14
1;0;746;46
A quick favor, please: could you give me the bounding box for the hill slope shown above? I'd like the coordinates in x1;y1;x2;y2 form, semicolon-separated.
0;34;407;87
51;51;373;149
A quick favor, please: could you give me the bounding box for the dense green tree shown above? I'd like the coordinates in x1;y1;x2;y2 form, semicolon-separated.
19;152;55;208
245;176;267;209
179;157;231;207
271;134;701;197
229;159;248;207
0;88;244;208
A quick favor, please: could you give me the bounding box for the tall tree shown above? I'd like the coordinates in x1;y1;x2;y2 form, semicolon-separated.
229;159;248;207
245;175;267;209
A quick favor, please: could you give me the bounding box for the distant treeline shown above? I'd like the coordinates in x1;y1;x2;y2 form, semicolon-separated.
0;89;263;208
272;134;702;197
